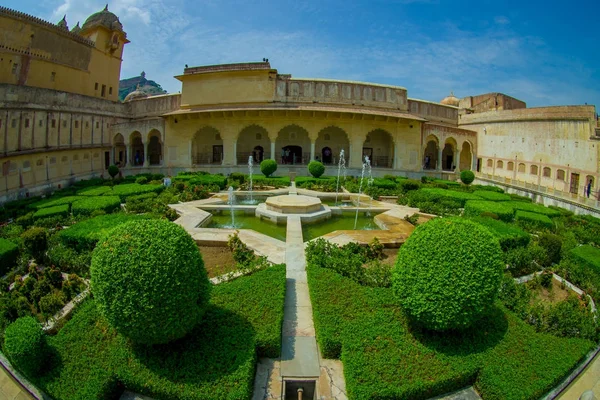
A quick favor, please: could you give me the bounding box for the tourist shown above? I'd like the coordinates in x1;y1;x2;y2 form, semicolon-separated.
425;155;431;169
285;149;290;164
586;179;592;198
281;148;285;164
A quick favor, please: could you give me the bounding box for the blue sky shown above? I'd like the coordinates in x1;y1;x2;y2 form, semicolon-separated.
6;0;600;108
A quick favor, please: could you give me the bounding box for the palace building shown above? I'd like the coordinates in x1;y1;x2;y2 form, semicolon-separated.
1;6;599;205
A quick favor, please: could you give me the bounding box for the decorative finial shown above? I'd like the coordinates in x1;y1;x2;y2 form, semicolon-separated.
58;15;69;30
104;4;109;11
450;91;454;96
141;71;146;78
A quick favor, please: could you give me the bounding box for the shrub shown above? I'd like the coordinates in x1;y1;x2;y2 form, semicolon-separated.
415;188;482;207
538;232;562;266
76;186;112;196
464;200;515;222
469;216;530;250
460;170;475;185
108;165;119;179
0;238;19;274
392;218;504;331
21;227;47;260
187;174;228;189
260;159;278;177
135;176;147;185
110;183;164;202
308;161;325;178
398;179;421;193
510;193;533;202
32;204;70;220
252;175;291;188
515;210;554;229
228;172;246;184
91;219;211;344
510;201;562;217
570;245;600;274
472;190;511;201
4;316;46;377
72;196;121;216
31;196;82;210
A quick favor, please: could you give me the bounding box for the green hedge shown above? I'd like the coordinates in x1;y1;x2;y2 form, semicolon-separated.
295;176;336;186
464;200;515;222
31;265;286;400
515;210;554;229
0;237;19;274
188;175;228;189
30;196;82;210
4;317;46;377
510;201;562;217
76;186;112;196
32;204;70;220
469;217;530;250
416;188;482;207
570;245;600;274
252;176;291;188
110;184;164;202
472;190;512;201
372;178;398;189
306;262;594;400
57;213;156;251
72;196;121;216
433;179;461;187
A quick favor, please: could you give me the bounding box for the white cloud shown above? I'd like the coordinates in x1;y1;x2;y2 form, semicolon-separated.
494;16;510;25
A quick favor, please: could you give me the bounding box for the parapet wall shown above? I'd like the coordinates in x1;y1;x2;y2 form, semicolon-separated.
459;105;596;126
408;99;458;125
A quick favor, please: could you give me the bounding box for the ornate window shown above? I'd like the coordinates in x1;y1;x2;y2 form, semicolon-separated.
543;167;551;177
530;165;538;175
496;160;503;169
507;162;514;171
556;170;565;181
518;163;526;173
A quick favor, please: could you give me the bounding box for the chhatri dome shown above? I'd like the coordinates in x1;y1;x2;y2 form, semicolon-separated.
124;84;149;102
81;4;124;33
440;92;460;107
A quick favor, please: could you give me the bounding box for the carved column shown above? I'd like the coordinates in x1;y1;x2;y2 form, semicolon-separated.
437;147;443;171
454;149;461;173
310;141;316;162
125;145;130;167
270;142;276;161
143;141;149;167
349;136;365;169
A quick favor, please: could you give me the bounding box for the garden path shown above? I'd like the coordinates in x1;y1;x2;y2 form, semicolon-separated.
0;365;33;400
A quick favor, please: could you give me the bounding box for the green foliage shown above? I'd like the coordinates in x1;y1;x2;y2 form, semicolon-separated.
469;216;530;251
0;238;19;274
251;175;290;188
306;239;392;288
557;257;600;304
472;190;512;201
110;183;164;202
393;218;504;331
503;244;545;276
460;170;475;184
570;245;600;274
295;176;337;192
71;196;121;216
307;262;594;399
31;196;82;210
515;210;554;229
135;176;148;184
308;160;325;178
30;265;286;400
21;227;47;260
510;201;562;217
76;186;112;196
91;219;211;345
411;188;482;207
107;165;119;179
464;200;515;222
510;193;533;202
472;184;505;193
4;316;46;377
32;204;70;220
228;172;246;185
260;159;278;177
398;179;421;193
538;232;563;266
57;213;156;251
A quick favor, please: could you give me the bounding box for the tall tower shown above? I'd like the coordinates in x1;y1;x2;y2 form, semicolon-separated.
79;5;129;101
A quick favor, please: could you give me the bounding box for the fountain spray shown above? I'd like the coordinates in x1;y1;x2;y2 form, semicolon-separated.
248;155;254;202
335;149;346;206
354;156;369;230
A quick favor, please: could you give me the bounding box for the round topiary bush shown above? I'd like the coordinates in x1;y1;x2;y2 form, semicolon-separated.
308;161;325;178
460;170;475;185
392;218;503;331
260;159;278;177
108;164;119;179
4;316;46;377
91;219;211;345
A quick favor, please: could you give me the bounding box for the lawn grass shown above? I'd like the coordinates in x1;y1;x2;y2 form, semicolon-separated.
307;263;594;400
31;265;286;400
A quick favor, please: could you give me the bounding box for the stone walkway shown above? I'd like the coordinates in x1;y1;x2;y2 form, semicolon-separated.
556;350;600;400
0;365;33;400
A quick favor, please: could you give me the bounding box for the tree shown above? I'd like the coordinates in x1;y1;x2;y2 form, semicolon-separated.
260;159;278;177
308;161;325;178
91;219;211;344
392;218;503;331
460;170;475;185
108;164;119;180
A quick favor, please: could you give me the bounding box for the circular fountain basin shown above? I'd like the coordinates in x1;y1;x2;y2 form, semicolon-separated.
266;195;322;214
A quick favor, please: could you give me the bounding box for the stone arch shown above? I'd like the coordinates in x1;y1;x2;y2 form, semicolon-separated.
497;160;503;169
276;124;311;165
112;133;126;166
530;165;538;175
557;169;565;181
441;137;457;171
237;124;270;164
487;159;493;168
423;134;439;170
130;131;144;167
543;167;552;178
585;175;595;197
507;161;514;171
459;141;473;171
518;163;526;173
147;129;163;166
192;126;223;165
364;128;393;168
315;126;349;165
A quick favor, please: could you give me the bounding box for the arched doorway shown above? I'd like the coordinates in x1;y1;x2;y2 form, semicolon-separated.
459;141;473;171
148;131;162;166
276;125;311;165
130;132;144;167
113;133;125;167
237;125;270;165
321;147;332;164
252;146;264;163
192;126;222;165
364;129;393;168
423;135;438;170
442;138;456;171
315;126;349;165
